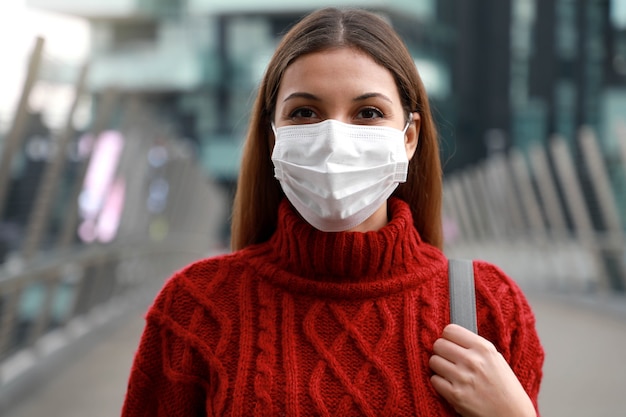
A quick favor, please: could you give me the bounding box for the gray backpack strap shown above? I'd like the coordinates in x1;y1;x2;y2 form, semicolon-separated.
448;259;477;333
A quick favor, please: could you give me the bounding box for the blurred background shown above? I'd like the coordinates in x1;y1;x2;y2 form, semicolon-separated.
0;0;624;416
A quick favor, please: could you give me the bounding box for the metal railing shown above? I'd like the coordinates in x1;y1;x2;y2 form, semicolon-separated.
0;238;209;364
0;37;229;405
444;127;626;294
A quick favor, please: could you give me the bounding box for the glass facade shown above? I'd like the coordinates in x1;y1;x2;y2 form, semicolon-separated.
582;2;606;130
514;1;624;148
510;0;536;150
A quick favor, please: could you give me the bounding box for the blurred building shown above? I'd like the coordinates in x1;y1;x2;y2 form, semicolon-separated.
511;0;626;221
25;0;457;184
510;1;624;150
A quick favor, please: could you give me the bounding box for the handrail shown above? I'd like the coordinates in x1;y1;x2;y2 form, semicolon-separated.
0;237;216;375
444;127;626;293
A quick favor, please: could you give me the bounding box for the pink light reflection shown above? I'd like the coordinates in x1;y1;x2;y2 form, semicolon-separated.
77;130;126;243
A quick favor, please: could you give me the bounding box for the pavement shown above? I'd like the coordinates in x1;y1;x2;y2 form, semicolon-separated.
3;292;626;417
2;308;145;417
531;293;626;417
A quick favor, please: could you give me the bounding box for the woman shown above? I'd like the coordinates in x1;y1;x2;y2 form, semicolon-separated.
122;8;543;417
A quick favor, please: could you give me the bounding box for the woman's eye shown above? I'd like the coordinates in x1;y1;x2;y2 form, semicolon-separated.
357;108;384;119
290;108;317;119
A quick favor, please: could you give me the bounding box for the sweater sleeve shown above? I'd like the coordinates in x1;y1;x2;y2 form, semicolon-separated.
473;261;545;416
121;275;210;417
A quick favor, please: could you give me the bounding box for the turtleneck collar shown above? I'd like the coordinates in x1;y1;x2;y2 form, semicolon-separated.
263;198;443;285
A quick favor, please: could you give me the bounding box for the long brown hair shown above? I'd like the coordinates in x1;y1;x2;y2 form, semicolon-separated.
231;7;443;250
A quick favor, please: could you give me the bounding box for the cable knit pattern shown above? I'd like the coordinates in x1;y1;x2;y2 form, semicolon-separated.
122;198;544;416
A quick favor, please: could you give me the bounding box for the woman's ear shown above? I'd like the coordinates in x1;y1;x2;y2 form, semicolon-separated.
405;112;420;160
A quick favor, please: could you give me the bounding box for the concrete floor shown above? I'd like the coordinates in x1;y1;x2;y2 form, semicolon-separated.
3;311;144;417
532;294;626;417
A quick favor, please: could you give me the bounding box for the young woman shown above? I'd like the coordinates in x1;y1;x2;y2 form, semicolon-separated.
122;8;543;416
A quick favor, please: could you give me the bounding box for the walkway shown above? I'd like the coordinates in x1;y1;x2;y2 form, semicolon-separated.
4;292;626;417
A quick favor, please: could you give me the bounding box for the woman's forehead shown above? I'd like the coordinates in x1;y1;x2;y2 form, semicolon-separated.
277;47;400;103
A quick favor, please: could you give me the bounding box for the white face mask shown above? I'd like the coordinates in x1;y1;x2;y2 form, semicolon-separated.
271;119;410;232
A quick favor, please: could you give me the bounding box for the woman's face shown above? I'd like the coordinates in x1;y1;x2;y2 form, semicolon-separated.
273;47;420;232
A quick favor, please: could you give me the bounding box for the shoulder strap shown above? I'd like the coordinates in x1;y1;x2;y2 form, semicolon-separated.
448;259;477;334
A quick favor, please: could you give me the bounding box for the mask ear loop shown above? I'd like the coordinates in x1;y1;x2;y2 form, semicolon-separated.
402;112;413;134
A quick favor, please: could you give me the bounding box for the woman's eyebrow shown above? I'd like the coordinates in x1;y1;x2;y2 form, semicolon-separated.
353;92;393;103
283;92;321;102
283;92;393;103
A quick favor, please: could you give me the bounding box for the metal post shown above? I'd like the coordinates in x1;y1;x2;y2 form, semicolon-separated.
550;134;608;290
619;123;626;169
508;148;556;287
578;127;624;234
474;164;504;240
0;37;45;221
0;284;22;358
22;64;89;259
112;100;152;242
578;127;626;290
25;278;57;347
550;136;596;238
528;143;569;237
442;182;458;242
460;169;488;241
509;149;547;238
491;154;527;237
615;122;626;224
161;153;191;238
471;166;499;239
448;176;476;242
482;157;513;239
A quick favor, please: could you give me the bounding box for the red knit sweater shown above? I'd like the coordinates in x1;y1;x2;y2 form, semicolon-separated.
122;198;543;416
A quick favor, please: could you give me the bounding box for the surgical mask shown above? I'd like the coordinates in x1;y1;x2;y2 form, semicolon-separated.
271;119;410;232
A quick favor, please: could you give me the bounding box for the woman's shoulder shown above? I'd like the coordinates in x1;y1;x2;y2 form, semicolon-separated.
472;259;527;300
471;259;538;338
179;250;245;278
137;250;263;368
148;248;261;314
173;247;263;290
471;259;544;380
